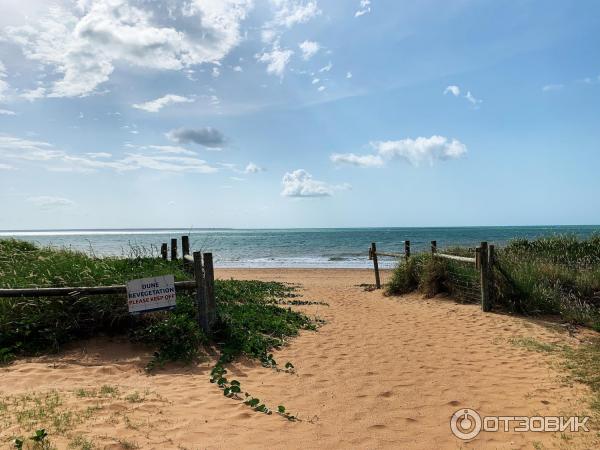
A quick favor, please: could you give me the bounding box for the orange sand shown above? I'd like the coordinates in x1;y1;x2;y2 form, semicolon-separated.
0;269;597;449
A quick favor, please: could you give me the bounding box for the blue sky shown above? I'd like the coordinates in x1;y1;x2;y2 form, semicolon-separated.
0;0;599;229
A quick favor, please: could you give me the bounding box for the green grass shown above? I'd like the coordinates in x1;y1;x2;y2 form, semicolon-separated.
0;239;314;370
509;336;559;353
508;335;600;415
387;235;600;330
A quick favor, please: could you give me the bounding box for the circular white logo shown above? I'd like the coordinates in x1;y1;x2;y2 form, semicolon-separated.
450;408;482;440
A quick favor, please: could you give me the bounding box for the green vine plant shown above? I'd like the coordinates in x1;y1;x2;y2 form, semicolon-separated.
277;299;329;306
209;356;298;421
13;429;52;450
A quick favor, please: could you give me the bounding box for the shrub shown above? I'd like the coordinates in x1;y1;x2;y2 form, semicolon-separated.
386;235;600;330
0;240;314;369
386;255;424;295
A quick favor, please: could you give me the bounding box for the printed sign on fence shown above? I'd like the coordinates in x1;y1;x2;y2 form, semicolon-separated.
126;274;176;314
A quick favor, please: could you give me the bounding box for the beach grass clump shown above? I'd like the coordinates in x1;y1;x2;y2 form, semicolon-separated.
387;235;600;329
0;239;313;369
385;254;425;295
0;238;193;360
494;235;600;329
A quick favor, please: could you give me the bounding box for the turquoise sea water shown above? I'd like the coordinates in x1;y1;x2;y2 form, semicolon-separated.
1;226;599;268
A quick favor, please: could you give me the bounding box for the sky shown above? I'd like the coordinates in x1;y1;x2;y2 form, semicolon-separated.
0;0;599;230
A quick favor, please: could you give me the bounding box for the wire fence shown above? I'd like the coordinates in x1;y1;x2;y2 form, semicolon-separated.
368;240;489;308
443;258;481;304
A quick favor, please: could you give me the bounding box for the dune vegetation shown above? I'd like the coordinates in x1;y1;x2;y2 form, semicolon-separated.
387;235;600;330
0;238;315;368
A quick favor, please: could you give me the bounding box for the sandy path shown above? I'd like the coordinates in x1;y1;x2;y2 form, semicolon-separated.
0;269;596;449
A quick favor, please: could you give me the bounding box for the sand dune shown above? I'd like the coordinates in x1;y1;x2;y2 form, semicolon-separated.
0;269;597;449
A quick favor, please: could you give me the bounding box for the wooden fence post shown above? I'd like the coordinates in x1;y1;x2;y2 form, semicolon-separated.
193;251;208;333
431;240;437;256
371;242;381;289
479;241;491;312
171;238;178;261
182;236;190;271
203;252;216;329
161;243;168;260
488;244;495;307
404;240;411;259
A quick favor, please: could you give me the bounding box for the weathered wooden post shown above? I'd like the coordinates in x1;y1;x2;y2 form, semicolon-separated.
193;251;208;333
182;235;190;271
431;240;437;256
161;243;168;260
488;244;495;307
203;252;216;329
479;241;491;312
182;236;190;257
371;242;381;289
171;238;177;261
404;240;411;259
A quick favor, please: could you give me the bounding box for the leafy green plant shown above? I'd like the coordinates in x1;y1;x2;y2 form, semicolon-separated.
1;239;314;425
277;405;297;421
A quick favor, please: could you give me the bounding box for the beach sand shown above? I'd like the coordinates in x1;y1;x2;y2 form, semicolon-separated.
1;269;597;449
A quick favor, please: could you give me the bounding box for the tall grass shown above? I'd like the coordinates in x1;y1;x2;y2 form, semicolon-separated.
0;239;313;367
387;235;600;330
494;235;600;329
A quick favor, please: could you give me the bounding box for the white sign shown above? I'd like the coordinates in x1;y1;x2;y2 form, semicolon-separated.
126;274;176;314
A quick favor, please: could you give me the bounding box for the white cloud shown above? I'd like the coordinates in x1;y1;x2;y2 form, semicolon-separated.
444;85;482;108
120;154;217;173
132;94;194;113
212;67;221;78
281;169;333;197
346;71;352;79
374;136;467;165
21;87;47;101
355;0;371;17
319;61;333;72
85;152;112;158
257;47;294;77
444;85;460;96
0;60;9;102
330;153;384;168
0;163;14;170
0;133;218;174
143;145;197;156
0;109;16;115
4;0;253;98
27;196;75;209
233;65;243;72
299;40;320;60
331;135;467;168
271;1;322;28
245;162;264;173
542;84;564;92
317;85;325;92
0;134;64;161
311;78;320;84
464;91;482;107
261;28;279;44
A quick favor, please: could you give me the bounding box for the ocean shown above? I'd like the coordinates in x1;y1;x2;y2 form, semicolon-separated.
1;226;599;269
